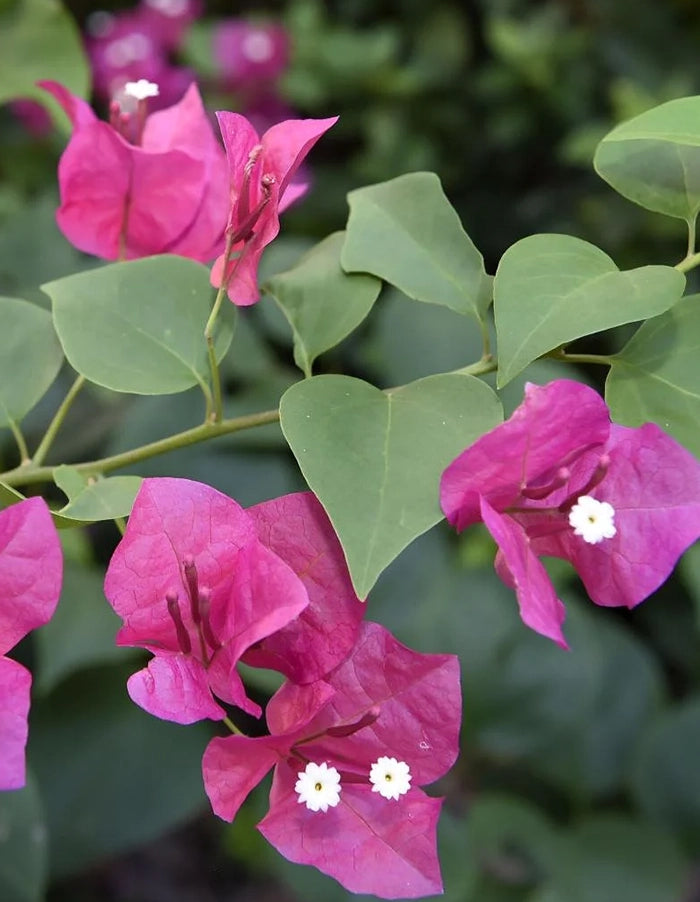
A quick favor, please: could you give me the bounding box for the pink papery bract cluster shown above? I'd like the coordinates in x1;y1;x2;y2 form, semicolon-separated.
210;111;338;306
103;478;364;723
0;498;62;790
84;1;201;108
440;379;700;648
38;80;228;263
212;19;289;92
203;621;461;898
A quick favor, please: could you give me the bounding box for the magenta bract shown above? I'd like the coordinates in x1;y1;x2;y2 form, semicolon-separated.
0;497;62;790
441;379;700;647
203;622;461;898
210;110;338;306
103;478;310;724
39;80;228;263
244;492;365;683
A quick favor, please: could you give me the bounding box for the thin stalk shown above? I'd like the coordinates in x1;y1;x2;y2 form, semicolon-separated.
114;516;126;536
0;408;280;489
223;715;243;736
550;350;613;366
204;231;237;424
7;419;30;465
675;250;700;274
449;356;498;378
688;216;697;259
32;374;86;466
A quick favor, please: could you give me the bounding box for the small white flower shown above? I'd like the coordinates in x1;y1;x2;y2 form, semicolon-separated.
295;761;341;812
568;495;616;544
124;79;160;101
369;756;412;800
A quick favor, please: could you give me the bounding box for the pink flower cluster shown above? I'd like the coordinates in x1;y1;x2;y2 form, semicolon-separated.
103;478;462;897
39;79;336;304
0;498;62;790
85;0;201;111
441;379;700;648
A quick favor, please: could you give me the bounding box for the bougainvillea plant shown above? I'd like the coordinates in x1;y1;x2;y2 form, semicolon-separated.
3;40;700;898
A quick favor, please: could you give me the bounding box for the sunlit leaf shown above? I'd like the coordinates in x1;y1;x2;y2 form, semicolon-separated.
494;234;684;386
342;171;491;320
606;294;700;456
280;372;502;598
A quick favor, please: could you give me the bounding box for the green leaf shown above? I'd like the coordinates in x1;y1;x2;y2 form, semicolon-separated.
594;97;700;222
34;561;132;694
493;234;684;386
280;373;502;598
0;775;47;902
43;256;235;396
265;231;381;377
547;815;687;902
632;696;700;852
54;470;142;521
0;296;63;429
0;481;25;508
0;0;89;118
29;663;211;879
606;294;700;456
341;171;491;320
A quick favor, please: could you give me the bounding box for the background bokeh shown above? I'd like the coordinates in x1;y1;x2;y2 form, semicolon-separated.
2;1;700;900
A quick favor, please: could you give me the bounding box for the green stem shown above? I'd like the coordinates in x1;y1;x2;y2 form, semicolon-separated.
7;418;30;465
32;374;86;467
688;216;697;258
204;231;237;424
0;408;280;489
550;350;613;366
450;356;498;378
223;715;243;735
205;289;227;424
114;516;126;536
675;250;700;274
478;317;492;360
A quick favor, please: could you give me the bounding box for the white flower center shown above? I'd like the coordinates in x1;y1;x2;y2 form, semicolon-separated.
568;495;616;544
124;79;161;100
242;30;275;63
369;756;412;800
294;761;341;812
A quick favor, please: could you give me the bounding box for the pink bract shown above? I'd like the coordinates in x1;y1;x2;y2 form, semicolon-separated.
39;80;228;263
210;110;338;306
103;478;310;724
440;379;700;648
212;19;289;89
244;491;365;683
203;622;461;898
0;497;62;790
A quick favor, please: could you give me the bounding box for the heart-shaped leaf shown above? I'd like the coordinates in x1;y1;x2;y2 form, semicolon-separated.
0;296;63;429
280;373;502;598
341;171;491;320
594;97;700;222
264;232;381;377
494;234;684;386
606;294;700;456
43;256;235;396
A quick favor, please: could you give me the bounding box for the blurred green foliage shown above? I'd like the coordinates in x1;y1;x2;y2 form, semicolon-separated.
1;0;700;900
